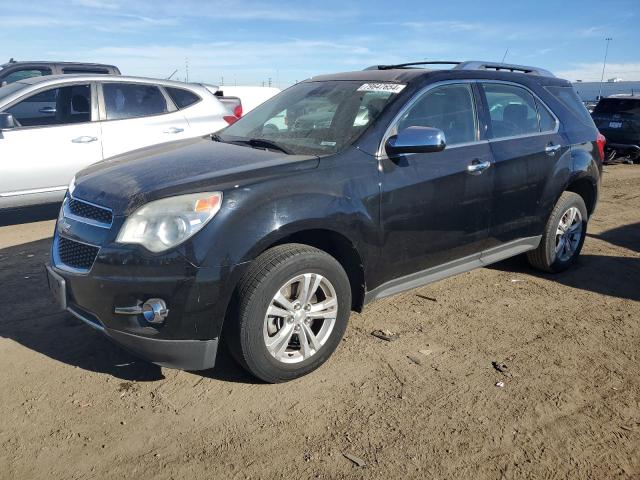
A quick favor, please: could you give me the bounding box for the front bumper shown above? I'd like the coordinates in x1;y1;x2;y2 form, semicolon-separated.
46;247;239;371
67;302;218;370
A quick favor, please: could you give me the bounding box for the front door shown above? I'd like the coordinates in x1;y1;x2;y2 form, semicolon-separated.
378;82;494;285
0;83;102;206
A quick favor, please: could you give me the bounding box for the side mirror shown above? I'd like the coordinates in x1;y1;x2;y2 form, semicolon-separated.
0;113;17;130
0;81;7;88
385;126;446;156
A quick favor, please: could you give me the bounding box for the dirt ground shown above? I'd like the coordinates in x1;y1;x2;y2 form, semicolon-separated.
0;165;638;480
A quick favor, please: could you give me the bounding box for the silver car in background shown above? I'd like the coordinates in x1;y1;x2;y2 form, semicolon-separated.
0;75;231;209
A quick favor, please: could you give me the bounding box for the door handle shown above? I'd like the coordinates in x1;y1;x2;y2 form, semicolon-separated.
163;127;184;134
39;107;56;114
72;136;98;144
545;144;562;155
467;159;491;175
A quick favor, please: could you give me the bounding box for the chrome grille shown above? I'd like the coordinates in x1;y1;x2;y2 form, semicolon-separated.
67;197;113;226
57;236;99;271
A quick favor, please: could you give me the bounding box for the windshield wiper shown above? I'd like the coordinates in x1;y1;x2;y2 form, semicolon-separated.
244;138;292;154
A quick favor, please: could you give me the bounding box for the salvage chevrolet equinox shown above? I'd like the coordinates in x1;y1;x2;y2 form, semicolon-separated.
47;61;604;383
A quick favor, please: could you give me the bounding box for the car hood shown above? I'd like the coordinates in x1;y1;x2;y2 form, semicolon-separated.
72;137;319;215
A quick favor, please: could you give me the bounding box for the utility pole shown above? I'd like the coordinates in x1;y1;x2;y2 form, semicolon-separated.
268;77;272;87
185;58;189;83
598;37;612;100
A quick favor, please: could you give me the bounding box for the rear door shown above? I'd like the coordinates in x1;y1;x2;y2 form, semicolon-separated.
98;82;191;159
0;83;102;206
378;82;494;284
478;82;566;247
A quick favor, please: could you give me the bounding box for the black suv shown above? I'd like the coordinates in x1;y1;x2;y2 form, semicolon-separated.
0;59;120;86
46;61;604;383
591;95;640;163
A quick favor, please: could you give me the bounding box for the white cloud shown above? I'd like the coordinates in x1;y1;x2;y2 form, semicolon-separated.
555;63;640;82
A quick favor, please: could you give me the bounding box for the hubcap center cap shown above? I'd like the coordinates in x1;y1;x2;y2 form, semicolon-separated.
293;310;306;323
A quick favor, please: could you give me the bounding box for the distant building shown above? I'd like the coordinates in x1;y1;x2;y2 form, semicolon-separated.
572;81;640;102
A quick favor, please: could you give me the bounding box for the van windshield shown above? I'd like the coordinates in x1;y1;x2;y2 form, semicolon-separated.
217;80;404;156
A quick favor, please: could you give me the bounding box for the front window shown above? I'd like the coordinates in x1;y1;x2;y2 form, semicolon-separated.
4;84;91;127
218;80;403;156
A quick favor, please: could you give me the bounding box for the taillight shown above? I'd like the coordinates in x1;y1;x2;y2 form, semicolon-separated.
596;132;606;161
233;104;242;118
223;115;238;125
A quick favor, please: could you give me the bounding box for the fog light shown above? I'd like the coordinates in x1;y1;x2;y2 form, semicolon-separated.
114;298;169;324
142;299;169;324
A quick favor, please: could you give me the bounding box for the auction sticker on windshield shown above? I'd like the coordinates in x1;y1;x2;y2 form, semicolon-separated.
357;83;406;94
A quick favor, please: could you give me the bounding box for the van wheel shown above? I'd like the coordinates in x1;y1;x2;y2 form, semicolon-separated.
527;192;588;273
228;244;351;383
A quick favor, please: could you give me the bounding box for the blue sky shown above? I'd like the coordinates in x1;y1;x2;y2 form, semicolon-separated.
1;0;639;87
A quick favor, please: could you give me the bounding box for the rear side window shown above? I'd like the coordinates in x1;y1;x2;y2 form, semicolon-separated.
545;86;594;126
103;83;168;120
593;98;640;115
397;83;477;145
481;83;539;138
166;87;201;109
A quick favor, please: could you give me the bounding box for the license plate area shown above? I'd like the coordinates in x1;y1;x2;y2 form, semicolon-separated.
609;121;623;129
46;265;67;310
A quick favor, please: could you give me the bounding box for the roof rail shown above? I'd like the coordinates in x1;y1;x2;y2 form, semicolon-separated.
364;60;554;77
364;61;461;70
454;61;554;77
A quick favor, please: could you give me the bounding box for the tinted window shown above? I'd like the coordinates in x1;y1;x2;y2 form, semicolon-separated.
397;83;477;145
593;98;640;115
537;99;557;132
482;83;539;138
2;68;52;84
166;87;201;109
5;84;91;127
546;86;595;126
103;83;168;120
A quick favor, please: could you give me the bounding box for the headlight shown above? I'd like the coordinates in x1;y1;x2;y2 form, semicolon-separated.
68;176;76;195
116;192;223;253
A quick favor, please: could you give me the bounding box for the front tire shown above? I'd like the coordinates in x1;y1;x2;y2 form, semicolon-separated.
527;191;588;273
228;244;352;383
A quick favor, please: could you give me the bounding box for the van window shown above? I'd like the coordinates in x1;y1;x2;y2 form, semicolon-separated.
2;68;52;84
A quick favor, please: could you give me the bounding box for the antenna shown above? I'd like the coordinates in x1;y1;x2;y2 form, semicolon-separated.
166;69;178;80
501;48;509;63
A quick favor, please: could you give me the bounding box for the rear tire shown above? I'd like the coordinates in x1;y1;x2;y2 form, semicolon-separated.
527;192;588;273
227;243;351;383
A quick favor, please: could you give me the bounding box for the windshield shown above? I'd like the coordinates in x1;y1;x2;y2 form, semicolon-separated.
218;80;403;156
593;98;640;116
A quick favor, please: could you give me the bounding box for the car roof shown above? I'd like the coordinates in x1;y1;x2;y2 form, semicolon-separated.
308;67;569;87
0;60;117;69
13;74;205;89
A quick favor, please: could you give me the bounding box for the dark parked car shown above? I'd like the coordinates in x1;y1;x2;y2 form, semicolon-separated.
591;95;640;163
0;58;120;86
47;61;604;382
